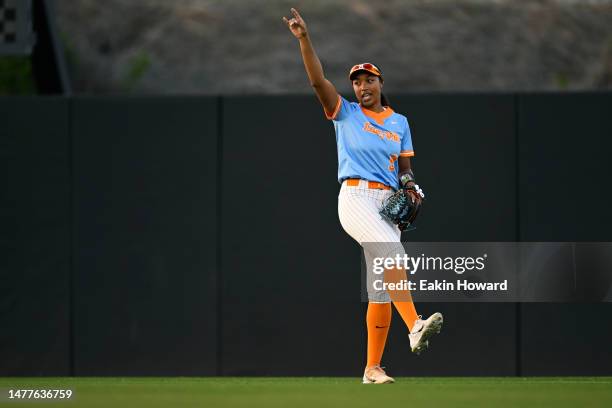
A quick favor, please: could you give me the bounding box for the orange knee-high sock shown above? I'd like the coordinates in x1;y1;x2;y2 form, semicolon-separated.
384;267;419;332
366;302;392;368
393;301;419;332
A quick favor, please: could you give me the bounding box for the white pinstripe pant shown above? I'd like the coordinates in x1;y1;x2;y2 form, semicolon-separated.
338;179;405;302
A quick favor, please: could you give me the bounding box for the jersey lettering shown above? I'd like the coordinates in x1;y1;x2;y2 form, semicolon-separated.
363;122;400;142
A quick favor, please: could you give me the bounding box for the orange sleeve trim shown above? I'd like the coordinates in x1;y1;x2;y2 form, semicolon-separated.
325;95;342;120
400;150;415;157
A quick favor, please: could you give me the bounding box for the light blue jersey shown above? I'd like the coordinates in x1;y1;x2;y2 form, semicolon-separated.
326;95;414;190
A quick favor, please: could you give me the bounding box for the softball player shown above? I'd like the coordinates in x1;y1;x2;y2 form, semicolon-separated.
283;8;443;384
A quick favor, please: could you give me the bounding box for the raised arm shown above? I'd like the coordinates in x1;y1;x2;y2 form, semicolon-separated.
283;8;339;116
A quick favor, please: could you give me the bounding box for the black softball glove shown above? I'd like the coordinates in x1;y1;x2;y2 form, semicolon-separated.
379;185;424;231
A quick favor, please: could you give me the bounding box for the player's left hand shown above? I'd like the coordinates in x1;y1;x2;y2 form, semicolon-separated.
404;182;424;205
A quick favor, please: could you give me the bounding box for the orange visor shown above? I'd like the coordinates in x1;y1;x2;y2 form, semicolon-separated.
349;63;383;80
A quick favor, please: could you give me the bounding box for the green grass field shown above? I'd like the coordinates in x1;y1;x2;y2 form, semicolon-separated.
0;377;611;408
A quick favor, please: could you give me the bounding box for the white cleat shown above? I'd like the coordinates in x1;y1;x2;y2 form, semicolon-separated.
409;312;443;355
362;365;395;384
